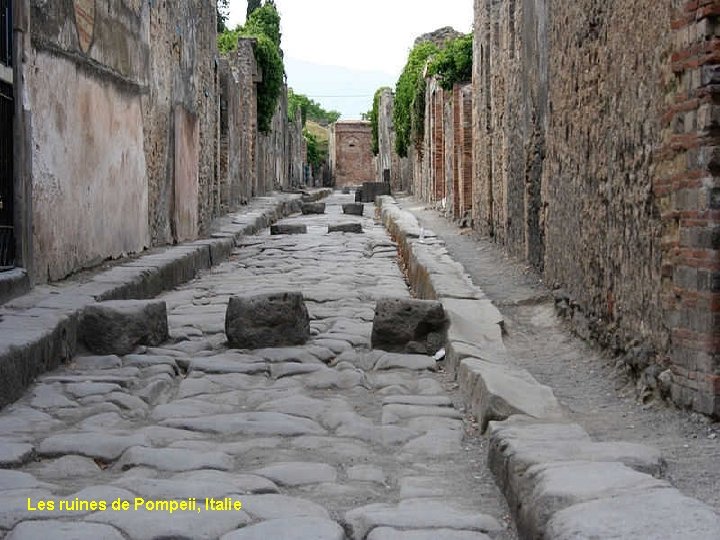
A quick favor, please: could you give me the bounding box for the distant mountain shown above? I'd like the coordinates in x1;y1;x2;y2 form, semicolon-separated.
285;58;396;121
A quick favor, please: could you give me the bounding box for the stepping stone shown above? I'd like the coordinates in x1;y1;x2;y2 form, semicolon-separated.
116;446;234;472
221;517;345;540
225;292;310;349
342;203;364;216
301;203;326;215
6;521;125;540
271;224;307;235
371;297;447;355
80;300;169;356
345;500;503;540
253;462;337;486
328;223;363;234
38;433;150;461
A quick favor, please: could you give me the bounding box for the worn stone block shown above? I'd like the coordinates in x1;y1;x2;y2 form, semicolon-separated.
328;223;363;234
270;224;307;235
545;489;720;539
80;300;169;356
301;203;326;215
342;203;364;216
371;297;447;354
458;358;563;431
358;182;391;203
225;292;310;349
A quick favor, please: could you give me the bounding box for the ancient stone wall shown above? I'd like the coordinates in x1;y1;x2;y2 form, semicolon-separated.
19;1;306;284
141;0;218;245
469;0;720;413
329;121;374;187
375;88;411;191
659;1;720;415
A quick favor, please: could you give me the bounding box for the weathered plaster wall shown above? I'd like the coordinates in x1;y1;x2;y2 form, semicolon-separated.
27;52;149;282
27;0;150;282
375;88;411;191
219;37;258;207
330;121;373;188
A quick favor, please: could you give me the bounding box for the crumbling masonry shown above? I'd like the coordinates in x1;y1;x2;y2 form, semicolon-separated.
9;0;305;286
376;1;720;416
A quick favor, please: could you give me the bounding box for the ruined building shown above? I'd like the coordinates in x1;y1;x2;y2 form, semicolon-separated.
1;0;305;295
377;2;720;417
329;120;373;188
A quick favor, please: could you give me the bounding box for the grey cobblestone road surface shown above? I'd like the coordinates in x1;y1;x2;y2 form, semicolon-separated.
0;193;515;539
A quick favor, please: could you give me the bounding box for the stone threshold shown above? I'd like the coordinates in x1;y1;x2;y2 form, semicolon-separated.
0;189;332;409
375;195;720;539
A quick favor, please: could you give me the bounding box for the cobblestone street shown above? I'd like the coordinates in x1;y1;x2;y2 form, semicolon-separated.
0;193;513;539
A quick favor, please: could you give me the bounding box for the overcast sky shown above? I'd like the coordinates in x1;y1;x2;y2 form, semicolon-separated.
227;0;473;119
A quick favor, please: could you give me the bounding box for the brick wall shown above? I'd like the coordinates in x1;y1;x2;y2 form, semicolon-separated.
661;0;720;415
329;121;373;188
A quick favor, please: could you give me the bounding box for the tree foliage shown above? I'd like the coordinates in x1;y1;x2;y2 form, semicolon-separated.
217;1;285;134
288;89;341;126
370;87;391;156
393;42;438;157
388;33;473;157
427;34;473;90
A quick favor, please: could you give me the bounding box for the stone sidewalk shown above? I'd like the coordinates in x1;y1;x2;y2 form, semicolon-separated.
0;192;514;539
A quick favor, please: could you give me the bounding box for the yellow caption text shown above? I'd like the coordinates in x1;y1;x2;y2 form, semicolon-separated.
26;497;243;514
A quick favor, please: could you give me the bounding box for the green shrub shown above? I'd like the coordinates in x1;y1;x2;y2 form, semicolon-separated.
217;2;284;134
427;34;473;91
394;42;438;157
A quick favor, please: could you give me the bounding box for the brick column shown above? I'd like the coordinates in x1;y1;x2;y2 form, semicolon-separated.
659;0;720;415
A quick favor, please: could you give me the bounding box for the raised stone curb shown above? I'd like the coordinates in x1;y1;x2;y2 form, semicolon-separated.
376;195;559;426
377;195;720;539
487;417;720;539
0;189;331;408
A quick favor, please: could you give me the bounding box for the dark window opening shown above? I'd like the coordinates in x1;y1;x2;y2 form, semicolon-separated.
0;0;11;68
